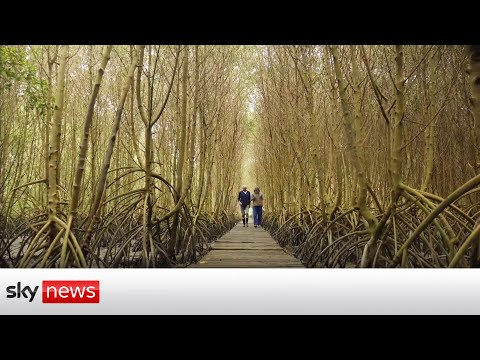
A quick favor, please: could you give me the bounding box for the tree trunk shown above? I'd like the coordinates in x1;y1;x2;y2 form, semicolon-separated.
83;46;139;249
48;45;68;234
168;45;189;259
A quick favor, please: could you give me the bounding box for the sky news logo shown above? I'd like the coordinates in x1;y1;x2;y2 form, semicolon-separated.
3;281;100;303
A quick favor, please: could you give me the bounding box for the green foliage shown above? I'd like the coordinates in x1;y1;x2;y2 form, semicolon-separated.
0;46;50;115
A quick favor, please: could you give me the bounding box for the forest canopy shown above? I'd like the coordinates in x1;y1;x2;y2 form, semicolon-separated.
1;45;479;268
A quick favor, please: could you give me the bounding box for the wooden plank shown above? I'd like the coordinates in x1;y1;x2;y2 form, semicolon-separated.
211;246;282;250
217;240;275;243
190;264;304;268
189;221;304;268
198;262;303;267
191;259;303;266
202;254;296;261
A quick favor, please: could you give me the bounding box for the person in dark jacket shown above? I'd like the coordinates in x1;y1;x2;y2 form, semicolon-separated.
238;185;251;227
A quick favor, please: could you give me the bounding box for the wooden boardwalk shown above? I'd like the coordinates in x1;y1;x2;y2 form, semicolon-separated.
190;222;304;268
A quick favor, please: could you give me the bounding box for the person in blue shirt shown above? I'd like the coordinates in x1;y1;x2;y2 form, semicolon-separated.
251;187;264;228
238;185;251;227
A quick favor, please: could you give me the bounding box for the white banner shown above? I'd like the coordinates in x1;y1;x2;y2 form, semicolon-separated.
0;269;479;314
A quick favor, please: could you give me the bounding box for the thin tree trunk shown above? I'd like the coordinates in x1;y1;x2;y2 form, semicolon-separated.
70;45;112;217
48;45;68;232
168;45;189;259
83;46;139;249
178;45;200;257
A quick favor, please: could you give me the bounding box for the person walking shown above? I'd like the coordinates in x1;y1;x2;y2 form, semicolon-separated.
251;186;264;228
238;185;251;227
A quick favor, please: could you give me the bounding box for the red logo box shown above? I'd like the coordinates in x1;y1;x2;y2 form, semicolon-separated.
42;281;100;303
